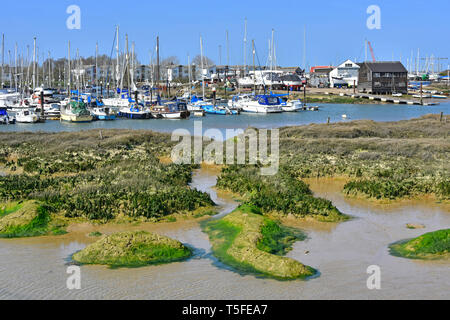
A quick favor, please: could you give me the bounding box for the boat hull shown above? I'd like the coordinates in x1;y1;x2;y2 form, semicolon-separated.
60;113;93;123
94;115;116;121
118;112;151;119
241;106;282;113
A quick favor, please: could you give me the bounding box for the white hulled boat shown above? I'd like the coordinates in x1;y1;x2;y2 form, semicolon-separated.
240;95;283;113
15;109;40;123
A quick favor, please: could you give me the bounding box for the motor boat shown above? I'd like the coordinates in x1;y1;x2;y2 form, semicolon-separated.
201;104;239;115
240;95;283;113
280;98;303;112
91;107;116;121
34;103;61;120
151;101;190;119
15;109;40;123
118;103;151;119
0;107;15;124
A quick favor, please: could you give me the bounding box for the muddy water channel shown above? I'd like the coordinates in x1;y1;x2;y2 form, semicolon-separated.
0;169;449;300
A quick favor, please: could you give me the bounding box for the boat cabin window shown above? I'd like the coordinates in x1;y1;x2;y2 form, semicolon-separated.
266;97;279;105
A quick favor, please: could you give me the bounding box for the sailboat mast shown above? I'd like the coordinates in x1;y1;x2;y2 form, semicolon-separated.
244;18;247;76
68;41;71;97
200;36;206;100
188;54;191;99
156;36;160;100
252;39;256;95
32;37;36;90
14;43;18;91
116;26;120;90
95;42;98;89
1;34;3;89
270;29;274;92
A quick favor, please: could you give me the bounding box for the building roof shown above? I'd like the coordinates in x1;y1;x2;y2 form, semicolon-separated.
310;66;334;74
360;61;407;73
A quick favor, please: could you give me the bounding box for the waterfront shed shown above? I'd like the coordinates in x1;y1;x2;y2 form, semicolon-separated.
358;62;408;94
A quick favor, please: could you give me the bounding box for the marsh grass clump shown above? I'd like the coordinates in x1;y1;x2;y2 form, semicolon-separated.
0;201;53;238
389;229;450;260
217;166;347;222
203;207;316;280
72;231;192;268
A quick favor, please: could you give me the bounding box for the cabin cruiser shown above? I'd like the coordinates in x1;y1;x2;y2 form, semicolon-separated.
0;92;20;109
15;109;40;123
228;94;255;110
33;87;55;97
280;98;303;112
151;101;190;119
240;95;283;113
0;107;15;124
60;101;93;123
35;103;61;120
118;103;151;119
91;107;116;121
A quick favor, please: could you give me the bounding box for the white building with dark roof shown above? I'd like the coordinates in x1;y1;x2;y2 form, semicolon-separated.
329;60;360;88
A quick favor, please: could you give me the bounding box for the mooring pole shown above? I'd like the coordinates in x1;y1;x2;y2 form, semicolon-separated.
420;82;423;105
40;91;45;120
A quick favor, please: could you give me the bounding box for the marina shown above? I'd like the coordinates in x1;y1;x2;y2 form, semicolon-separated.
0;103;448;137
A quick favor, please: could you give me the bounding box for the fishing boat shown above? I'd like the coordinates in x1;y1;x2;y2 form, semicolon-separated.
0;107;15;124
240;95;283;113
15;109;40;123
151;101;190;119
118;103;151;119
60;101;93;123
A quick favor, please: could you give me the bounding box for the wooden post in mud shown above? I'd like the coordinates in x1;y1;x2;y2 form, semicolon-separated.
440;112;444;122
40;91;44;119
303;84;307;107
420;82;423;105
327;117;330;125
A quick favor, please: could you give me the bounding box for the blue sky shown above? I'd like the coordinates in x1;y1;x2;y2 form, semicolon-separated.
0;0;448;70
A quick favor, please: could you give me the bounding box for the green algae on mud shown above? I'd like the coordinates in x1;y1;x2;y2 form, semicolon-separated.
202;205;316;280
389;229;450;260
72;231;192;268
0;201;66;238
